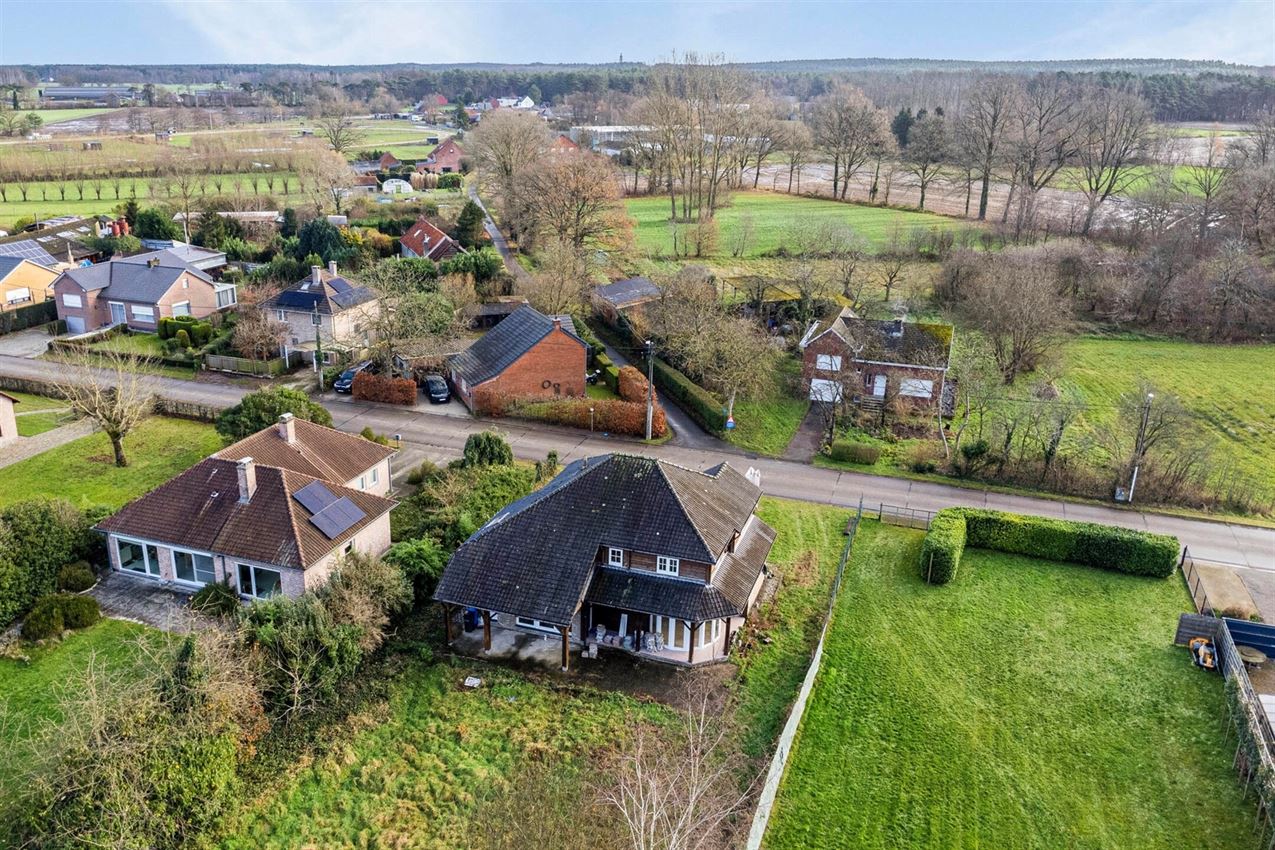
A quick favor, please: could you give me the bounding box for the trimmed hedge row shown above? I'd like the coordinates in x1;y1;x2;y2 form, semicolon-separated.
830;440;881;465
0;299;57;335
919;508;1180;585
651;357;727;432
514;397;668;438
352;371;417;405
594;352;621;393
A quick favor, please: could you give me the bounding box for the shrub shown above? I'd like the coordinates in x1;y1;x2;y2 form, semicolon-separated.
320;553;412;651
351;371;417;405
830;440;881;465
515;397;667;438
919;510;967;585
175;328;191;349
191;580;240;617
21;595;65;640
918;508;1180;585
359;426;391;445
650;357;727;431
438;173;463;190
0;499;89;629
617;365;652;404
906;444;940;473
190;321;213;347
215;387;332;440
58;593;100;629
405;460;440;485
58;561;96;592
384;538;448;602
462;431;513;467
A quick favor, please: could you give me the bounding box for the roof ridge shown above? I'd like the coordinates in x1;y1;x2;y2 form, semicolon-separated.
466;455;613;545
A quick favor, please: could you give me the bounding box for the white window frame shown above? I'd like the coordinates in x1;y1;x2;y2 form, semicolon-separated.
815;353;842;372
899;378;935;399
130;304;155;321
5;287;31;304
62;292;83;308
276;309;286;321
171;547;215;586
697;618;722;648
215;286;237;308
656;555;680;576
115;535;160;578
358;475;367;490
515;616;561;635
237;563;283;599
653;615;689;652
371;466;379;485
172;300;191;317
607;546;624;567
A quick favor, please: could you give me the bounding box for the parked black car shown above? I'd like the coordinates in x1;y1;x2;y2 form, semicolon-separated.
424;374;451;404
333;360;375;394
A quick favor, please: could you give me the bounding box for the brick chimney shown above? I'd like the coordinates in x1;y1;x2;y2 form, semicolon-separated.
328;260;338;276
236;457;256;503
552;316;562;330
311;265;322;285
147;257;160;268
277;412;296;444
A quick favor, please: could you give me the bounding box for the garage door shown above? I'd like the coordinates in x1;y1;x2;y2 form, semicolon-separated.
64;316;85;335
809;378;842;402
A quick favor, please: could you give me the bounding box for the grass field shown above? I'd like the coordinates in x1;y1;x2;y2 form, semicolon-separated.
25;108;116;125
1054;164;1212;197
0;416;222;509
625;191;973;259
0;619;156;791
3;390;74;437
724;356;809;456
1060;336;1275;476
764;521;1251;850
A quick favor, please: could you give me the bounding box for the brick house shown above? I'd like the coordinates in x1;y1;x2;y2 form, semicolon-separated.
799;308;953;409
96;414;396;599
51;253;237;335
548;134;580;155
436;454;775;670
400;216;462;262
263;263;379;365
447;304;587;413
418;138;464;174
0;256;58;313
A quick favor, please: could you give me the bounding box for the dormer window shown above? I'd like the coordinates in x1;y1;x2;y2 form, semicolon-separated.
608;547;624;567
657;555;680;576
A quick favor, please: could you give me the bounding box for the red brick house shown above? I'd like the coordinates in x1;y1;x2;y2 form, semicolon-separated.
378;151;401;170
799;308;953;409
400;216;462;262
418;138;464;174
448;304;587;413
548;134;580;156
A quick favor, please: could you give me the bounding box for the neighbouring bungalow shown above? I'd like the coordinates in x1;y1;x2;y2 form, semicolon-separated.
435;454;776;670
130;242;228;273
799;307;953;410
51;254;237;335
0;215;108;266
592;276;660;324
447;304;587;414
468;295;529;329
400;216;462;262
378;152;401;170
96;414;396;599
418;138;464;174
263;262;379;365
0;256;58;313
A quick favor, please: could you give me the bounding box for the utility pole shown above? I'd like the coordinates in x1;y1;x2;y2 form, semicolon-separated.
1128;392;1154;504
313;302;324;392
644;339;654;441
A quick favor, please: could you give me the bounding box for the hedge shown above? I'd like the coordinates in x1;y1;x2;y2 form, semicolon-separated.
0;499;95;629
830;440;881;465
515;397;667;438
918;508;1180;585
0;299;57;335
651;357;727;432
352;371;417;405
21;593;100;641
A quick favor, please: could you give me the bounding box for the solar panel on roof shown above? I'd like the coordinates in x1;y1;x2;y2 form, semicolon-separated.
293;480;339;514
36;236;55;243
329;278;352;294
309;497;366;539
276;291;321;309
0;242;59;266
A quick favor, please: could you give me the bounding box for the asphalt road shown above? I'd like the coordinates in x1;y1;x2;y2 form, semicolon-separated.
2;353;1272;568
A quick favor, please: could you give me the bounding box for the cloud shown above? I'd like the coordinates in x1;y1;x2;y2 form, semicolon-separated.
160;0;474;64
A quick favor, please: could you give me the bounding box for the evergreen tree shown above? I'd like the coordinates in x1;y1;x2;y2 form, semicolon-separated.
454;199;485;248
891;107;914;148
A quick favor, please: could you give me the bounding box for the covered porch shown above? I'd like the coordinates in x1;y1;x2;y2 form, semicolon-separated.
584;604;731;667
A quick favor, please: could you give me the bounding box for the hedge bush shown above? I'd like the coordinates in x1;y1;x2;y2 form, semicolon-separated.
352;371;417;405
830;440;881;465
617;365;652;404
0;499;91;629
58;561;96;592
651;357;727;431
517;397;667;438
191;580;240;617
59;593;101;629
21;593;100;640
918;508;1180;585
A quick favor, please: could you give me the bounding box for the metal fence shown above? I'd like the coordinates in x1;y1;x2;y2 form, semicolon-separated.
877;503;936;530
1180;547;1216;616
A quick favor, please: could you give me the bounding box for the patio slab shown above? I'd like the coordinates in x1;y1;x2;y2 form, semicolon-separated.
89;570;206;633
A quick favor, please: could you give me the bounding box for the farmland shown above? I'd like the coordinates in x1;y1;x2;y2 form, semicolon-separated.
625;191;975;259
763;521;1250;850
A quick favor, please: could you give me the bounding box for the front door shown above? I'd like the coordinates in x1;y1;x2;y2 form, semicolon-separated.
871;375;887;397
109;302;126;325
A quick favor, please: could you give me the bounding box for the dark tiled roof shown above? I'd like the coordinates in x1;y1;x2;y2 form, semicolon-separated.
448;304;584;386
434;454;768;626
58;259;213;302
96;458;395;569
0;218;100;262
263;269;376;315
596;276;659;308
216;419;396;484
829;316;951;368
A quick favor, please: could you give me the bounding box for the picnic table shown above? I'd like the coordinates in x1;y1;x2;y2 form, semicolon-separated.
1237;645;1268;667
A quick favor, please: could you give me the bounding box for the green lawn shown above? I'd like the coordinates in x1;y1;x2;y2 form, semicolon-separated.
724;355;809;456
1054;164;1213;197
3;390;74;436
585;382;620;400
25;108;116;125
0;416;222;509
626;191;972;259
0;619;156;791
86;331;168;357
1060;336;1275;475
764;521;1251;850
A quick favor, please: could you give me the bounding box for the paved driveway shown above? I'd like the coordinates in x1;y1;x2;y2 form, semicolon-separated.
0;328;53;358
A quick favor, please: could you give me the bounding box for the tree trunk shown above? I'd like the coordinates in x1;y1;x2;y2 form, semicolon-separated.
978;174;991;220
110;432;128;467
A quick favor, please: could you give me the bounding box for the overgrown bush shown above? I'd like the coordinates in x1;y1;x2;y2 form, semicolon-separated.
405;460;441;485
215;387;332;441
57;561;96;592
462;431;513;467
391;463;537;549
319;552;412;651
0;498;91;629
919;508;1180;585
384;538;448;603
830;440;881;465
58;593;100;629
352;371;417;405
21;596;65;640
191;580;240;617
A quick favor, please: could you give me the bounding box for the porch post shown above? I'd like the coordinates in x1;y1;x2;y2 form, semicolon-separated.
560;625;570;672
443;604;455;643
688;621;697;664
481;610;492;652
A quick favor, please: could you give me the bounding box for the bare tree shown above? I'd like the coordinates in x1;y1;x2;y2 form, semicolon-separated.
232;307;289;361
958;75;1019;220
521;238;591;315
780;120;812;193
687;315;775;420
469;109;551;237
297;146;355;215
903;113;948;210
314;103;366;155
1184;131;1231;243
1075;86;1154;234
810;83;890;200
1005;75;1081;236
516;151;630;250
50;350;155;467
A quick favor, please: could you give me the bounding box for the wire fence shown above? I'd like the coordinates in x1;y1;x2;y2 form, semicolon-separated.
877;503;936;530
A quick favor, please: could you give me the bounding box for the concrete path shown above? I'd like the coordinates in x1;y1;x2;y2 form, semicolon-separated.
2;351;1273;568
600;340;725;451
782;404;824;462
0;417;96;469
468;185;531;285
0;327;53;358
89;569;202;633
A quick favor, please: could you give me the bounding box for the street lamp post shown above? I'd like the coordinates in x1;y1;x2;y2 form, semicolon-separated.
1128;392;1154;504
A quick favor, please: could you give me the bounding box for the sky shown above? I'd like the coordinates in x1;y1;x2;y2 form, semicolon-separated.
1;0;1272;67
